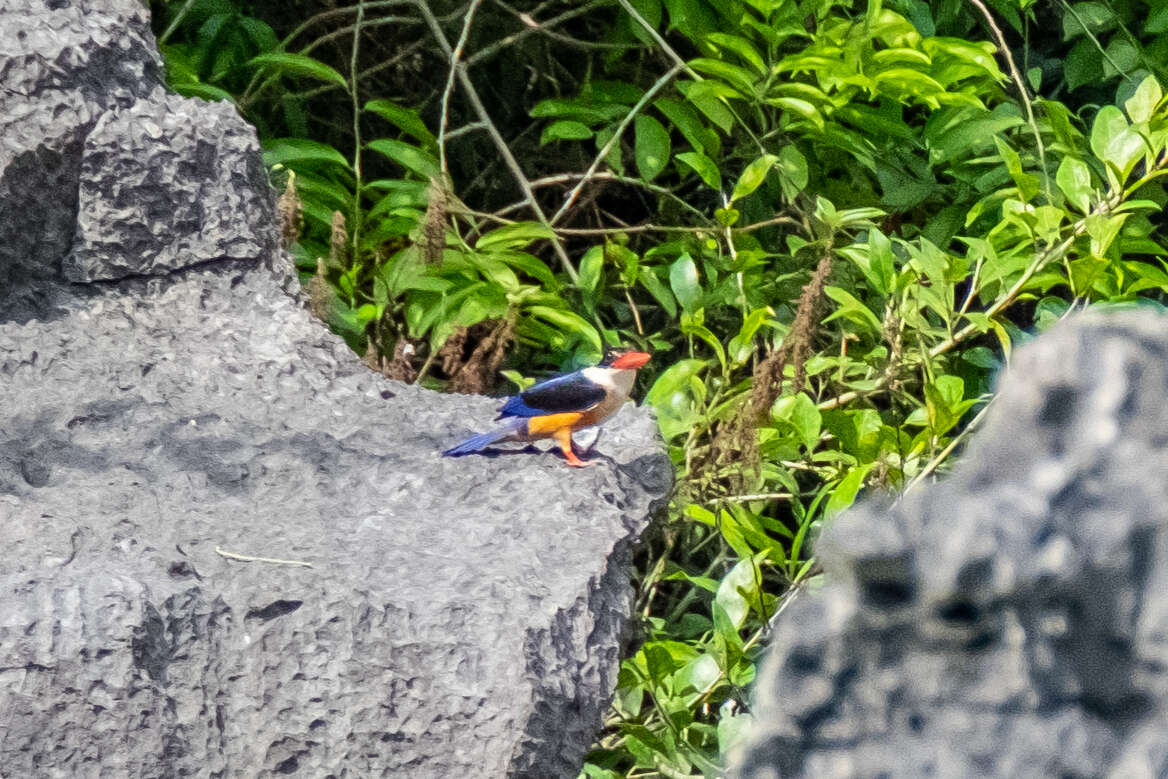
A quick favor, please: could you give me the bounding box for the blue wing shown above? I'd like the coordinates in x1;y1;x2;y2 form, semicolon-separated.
497;370;606;418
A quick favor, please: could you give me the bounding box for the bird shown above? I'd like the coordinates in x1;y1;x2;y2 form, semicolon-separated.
442;348;651;467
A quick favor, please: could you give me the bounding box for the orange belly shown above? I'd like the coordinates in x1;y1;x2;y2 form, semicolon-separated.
525;412;585;436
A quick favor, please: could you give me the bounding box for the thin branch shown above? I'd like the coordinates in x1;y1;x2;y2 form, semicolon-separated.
414;0;579;281
349;0;367;258
711;492;795;503
1059;0;1137;83
299;38;429;103
445;120;488;140
615;0;766;155
815;169;1154;412
239;0;418;108
550;62;686;225
501;171;711;222
967;0;1051;204
466;0;616;66
438;0;486;177
215;546;314;568
900;398;994;495
159;0;199;45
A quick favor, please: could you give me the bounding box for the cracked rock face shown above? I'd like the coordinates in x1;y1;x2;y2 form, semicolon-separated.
732;311;1168;779
0;1;671;776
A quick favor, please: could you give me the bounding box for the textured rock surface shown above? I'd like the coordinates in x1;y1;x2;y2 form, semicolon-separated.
0;0;162;286
64;92;276;282
0;0;670;776
732;311;1168;778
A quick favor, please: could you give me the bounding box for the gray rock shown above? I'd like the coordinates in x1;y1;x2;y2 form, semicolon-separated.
0;269;669;778
732;311;1168;778
0;0;670;776
0;0;162;286
64;92;277;282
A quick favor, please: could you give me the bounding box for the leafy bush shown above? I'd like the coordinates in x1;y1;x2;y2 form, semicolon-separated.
151;0;1168;775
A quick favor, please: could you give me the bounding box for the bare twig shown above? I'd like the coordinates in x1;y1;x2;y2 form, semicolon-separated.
349;0;367;257
158;0;199;45
466;0;615;65
615;0;766;155
215;546;314;568
815;168;1156;412
414;0;579;281
967;0;1051;203
901;397;994;495
550;63;686;225
438;0;486;177
499;171;711;222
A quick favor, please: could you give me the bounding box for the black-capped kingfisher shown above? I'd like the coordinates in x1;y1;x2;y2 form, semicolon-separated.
443;349;651;467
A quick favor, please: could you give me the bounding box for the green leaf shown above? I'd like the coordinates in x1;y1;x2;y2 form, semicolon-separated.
772;393;821;451
1056;157;1093;213
676;653;721;696
714;557;758;629
768;96;824;130
707;32;767;74
822;286;883;333
1090;105;1145;181
525;306;602;351
718;713;754;759
645;358;707;439
248;53;349;90
689;57;758;95
1061;2;1115;39
539;119;594;144
1065;38;1103;90
366;138;440;179
776;145;809;200
263;138;352;172
653;98;713;154
639;267;677;318
823;464;872;520
730;154;778;202
1150;3;1168;33
1125;75;1164;124
678;80;735;134
475;222;556;251
364;99;436;149
530;98;627;123
634;114;671;182
1085;212;1128;257
993;136;1040;202
840;229;895;296
669;253;702;314
577;245;604;296
676;151;722;190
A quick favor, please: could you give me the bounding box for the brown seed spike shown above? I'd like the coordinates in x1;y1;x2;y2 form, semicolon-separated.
276;172;303;249
422;178;448;266
329;211;348;267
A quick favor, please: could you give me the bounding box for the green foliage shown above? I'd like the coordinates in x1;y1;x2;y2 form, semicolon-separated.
150;0;1168;775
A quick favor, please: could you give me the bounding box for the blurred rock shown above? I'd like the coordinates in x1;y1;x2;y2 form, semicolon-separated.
733;311;1168;778
0;1;669;777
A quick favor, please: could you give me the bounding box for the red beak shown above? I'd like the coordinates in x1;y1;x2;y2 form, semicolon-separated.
609;351;651;370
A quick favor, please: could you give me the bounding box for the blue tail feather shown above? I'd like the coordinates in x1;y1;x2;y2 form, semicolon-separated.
443;418;525;457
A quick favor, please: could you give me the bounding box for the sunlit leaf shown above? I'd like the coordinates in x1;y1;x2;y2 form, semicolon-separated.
634;114;671;181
